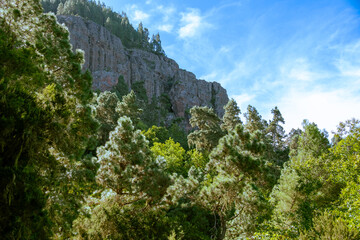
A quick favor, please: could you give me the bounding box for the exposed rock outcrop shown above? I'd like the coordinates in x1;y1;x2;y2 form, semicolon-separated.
57;15;229;122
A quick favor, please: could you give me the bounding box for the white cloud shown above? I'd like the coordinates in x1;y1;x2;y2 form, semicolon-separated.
232;93;256;112
158;24;173;33
178;9;207;39
133;10;150;22
277;87;360;134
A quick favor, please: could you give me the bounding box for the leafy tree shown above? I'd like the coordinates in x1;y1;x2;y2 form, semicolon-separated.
143;125;170;147
151;138;188;176
77;117;172;238
299;211;359;240
168;123;189;150
151;33;165;55
221;98;242;133
326;121;360;231
187;149;208;171
286;128;303;158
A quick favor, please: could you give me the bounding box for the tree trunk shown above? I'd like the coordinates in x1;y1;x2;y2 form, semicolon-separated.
218;213;227;240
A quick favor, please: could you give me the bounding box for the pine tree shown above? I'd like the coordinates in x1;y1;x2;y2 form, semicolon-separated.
95;91;120;145
116;90;143;128
200;124;267;239
188;106;224;152
221;98;242;133
266;106;286;149
0;0;97;237
244;105;267;134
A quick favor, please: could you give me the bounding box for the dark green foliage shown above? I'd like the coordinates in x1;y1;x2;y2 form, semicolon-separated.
132;81;148;104
41;0;165;54
0;1;97;238
166;204;216;240
112;75;129;100
266;106;286;149
143;125;170;147
169;123;189;150
94;91;120;145
188;106;224;152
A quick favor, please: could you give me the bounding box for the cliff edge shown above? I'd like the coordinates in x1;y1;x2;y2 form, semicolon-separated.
57;15;229;121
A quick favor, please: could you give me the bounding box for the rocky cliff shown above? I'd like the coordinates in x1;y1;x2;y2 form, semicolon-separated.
57;15;229;122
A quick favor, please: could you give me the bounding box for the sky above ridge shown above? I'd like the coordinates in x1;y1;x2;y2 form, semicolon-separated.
102;0;360;134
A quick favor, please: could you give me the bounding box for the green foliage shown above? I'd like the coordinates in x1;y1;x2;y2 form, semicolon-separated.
244;105;268;134
112;75;129;100
74;194;174;240
267;121;334;238
151;138;188;176
188;106;224;152
198;125;269;238
94;91;120;145
144;125;170;146
0;1;98;238
169;123;189;150
132;80;148;104
299;211;359;240
221;98;242;133
187;149;208;171
266;106;285;149
116;90;143;128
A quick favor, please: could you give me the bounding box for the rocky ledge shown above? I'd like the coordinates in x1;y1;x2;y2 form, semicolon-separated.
57;15;229;122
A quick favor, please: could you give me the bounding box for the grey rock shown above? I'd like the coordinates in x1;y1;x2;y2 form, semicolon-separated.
57;15;229;124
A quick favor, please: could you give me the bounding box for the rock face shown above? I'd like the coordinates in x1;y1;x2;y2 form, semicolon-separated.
57;15;229;122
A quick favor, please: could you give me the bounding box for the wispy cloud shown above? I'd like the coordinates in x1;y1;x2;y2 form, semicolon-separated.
158;24;173;33
133;9;150;22
231;93;256;113
178;8;209;39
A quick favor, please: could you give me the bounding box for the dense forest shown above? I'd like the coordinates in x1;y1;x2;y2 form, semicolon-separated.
1;0;360;239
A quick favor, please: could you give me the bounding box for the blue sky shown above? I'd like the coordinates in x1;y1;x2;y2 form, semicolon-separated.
102;0;360;134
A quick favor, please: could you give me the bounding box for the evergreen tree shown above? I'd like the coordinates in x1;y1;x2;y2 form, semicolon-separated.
111;75;129;100
95;91;120;145
244;105;267;133
221;98;242;133
116;90;143;128
266;106;286;149
188;106;224;152
269;121;331;237
0;0;97;238
200;124;268;239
